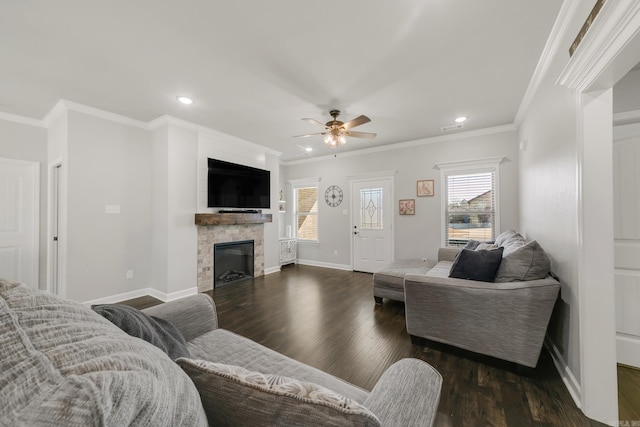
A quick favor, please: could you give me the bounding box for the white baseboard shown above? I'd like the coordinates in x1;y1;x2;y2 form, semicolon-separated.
264;266;281;275
296;259;352;271
544;337;582;410
617;333;640;368
83;286;199;305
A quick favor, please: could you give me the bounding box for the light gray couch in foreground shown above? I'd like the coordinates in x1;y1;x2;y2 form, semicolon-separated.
404;235;560;368
1;278;442;426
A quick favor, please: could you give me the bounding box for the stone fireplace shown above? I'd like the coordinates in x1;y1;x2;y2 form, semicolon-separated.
195;213;271;293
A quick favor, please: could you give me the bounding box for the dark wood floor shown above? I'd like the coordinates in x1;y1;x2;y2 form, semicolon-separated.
122;264;637;426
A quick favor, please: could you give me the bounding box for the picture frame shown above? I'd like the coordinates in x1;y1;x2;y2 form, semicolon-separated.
399;199;415;215
417;179;435;197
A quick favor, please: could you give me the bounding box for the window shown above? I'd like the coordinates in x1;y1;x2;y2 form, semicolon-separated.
437;158;502;247
290;178;320;242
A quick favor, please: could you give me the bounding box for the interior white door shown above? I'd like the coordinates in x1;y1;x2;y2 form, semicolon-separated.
0;158;39;287
351;178;393;273
613;132;640;368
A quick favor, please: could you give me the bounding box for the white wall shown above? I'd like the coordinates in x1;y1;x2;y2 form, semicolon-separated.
517;2;622;421
613;68;640;114
66;111;152;302
0;119;48;288
282;129;520;267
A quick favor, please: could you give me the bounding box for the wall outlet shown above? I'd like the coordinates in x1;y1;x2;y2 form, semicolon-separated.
126;270;134;279
334;249;338;255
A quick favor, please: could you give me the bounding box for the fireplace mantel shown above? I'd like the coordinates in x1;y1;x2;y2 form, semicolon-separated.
195;213;272;226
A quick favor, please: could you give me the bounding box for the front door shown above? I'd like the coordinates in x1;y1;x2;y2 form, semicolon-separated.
0;158;39;287
351;178;393;273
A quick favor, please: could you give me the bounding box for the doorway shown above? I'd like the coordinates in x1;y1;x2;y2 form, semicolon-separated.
350;177;393;273
0;158;39;287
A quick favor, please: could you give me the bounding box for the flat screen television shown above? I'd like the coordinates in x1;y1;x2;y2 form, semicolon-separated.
207;158;271;209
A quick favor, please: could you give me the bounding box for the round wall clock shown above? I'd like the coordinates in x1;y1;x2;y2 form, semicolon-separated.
325;185;343;207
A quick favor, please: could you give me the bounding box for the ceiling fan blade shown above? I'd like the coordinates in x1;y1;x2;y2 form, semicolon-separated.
302;118;327;128
343;115;371;129
293;132;325;138
346;130;376;139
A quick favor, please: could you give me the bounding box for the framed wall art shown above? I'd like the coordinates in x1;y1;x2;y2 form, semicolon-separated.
417;179;434;197
399;199;415;215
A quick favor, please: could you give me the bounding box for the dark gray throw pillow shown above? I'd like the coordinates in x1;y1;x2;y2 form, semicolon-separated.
449;247;504;282
92;303;190;360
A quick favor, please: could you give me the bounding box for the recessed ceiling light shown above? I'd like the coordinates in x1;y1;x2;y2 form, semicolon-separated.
305;147;313;152
454;116;468;123
177;96;194;105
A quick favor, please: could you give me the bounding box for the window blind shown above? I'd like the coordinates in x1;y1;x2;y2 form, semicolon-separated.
444;171;495;246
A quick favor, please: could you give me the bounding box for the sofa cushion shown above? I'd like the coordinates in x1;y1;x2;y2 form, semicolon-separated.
448;247;504;282
0;279;207;427
177;359;380;427
495;229;518;247
92;303;190;360
494;240;551;282
500;232;527;255
187;328;369;403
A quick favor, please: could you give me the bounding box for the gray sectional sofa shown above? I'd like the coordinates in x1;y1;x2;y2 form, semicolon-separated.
375;230;561;368
0;278;442;426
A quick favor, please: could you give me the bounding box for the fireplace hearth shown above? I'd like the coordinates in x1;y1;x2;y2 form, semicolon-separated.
214;240;254;288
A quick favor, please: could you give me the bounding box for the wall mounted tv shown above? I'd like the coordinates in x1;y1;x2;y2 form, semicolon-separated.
207;158;271;209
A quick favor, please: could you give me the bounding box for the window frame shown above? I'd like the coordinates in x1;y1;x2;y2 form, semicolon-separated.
436;157;503;247
289;177;321;244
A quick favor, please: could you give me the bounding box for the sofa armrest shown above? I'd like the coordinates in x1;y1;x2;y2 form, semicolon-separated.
438;247;460;262
364;359;441;427
142;294;218;342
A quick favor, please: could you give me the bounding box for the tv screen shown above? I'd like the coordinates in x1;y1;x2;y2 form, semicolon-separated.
207;158;271;209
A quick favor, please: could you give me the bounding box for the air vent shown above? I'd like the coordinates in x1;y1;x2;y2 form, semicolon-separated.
441;123;464;132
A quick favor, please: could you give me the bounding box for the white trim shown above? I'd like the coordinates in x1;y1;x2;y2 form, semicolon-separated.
0;111;45;128
613;109;640;126
44;99;149;129
290;177;321;243
545;337;583;410
434;156;506;171
437;157;503;247
282;125;516;166
346;170;398;180
289;177;321;187
264;266;281;275
82;286;199;305
296;259;352;271
515;0;580;125
614;267;640;277
617;333;640;368
557;1;640;92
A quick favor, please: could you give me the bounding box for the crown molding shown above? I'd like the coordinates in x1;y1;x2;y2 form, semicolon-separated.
514;0;580;125
0;111;45;128
434;156;506;171
281;124;516;166
557;1;640;92
42;99;149;129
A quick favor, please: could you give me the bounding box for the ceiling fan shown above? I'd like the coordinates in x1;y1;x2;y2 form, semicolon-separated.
294;109;376;147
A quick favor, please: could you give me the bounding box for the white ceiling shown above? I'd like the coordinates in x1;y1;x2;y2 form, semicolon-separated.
0;1;562;161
